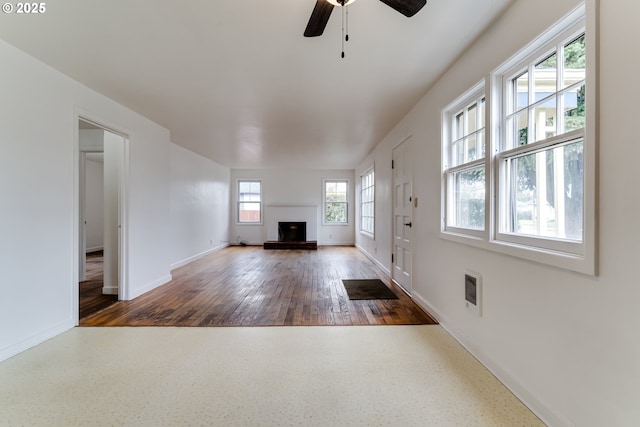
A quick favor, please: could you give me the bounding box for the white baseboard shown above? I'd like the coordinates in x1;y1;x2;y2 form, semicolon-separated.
355;244;391;276
127;274;172;300
232;242;356;247
170;243;228;270
102;286;118;295
410;291;571;427
318;241;355;246
0;319;74;363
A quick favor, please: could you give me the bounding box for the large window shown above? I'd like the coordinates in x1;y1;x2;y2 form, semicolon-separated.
443;85;486;235
441;5;595;274
238;180;262;223
324;180;348;224
360;168;375;236
497;24;586;254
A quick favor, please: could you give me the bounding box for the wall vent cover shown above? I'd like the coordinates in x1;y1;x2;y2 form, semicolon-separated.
464;270;482;316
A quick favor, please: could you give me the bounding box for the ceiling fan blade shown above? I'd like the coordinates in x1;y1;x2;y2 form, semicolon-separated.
304;0;334;37
378;0;427;17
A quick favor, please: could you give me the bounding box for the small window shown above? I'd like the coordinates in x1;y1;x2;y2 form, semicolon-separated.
442;83;486;236
238;180;261;223
360;168;375;236
324;180;348;224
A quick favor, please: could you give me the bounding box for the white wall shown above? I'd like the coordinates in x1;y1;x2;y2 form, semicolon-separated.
0;38;173;361
169;143;230;269
84;158;104;252
355;159;393;275
357;0;640;425
230;169;355;246
102;132;123;295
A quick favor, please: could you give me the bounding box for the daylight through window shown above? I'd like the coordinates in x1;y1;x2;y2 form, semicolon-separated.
324;180;348;224
360;168;375;235
238;180;262;223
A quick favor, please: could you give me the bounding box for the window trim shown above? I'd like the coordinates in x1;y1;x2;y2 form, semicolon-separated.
323;179;349;225
360;166;375;238
492;6;594;273
236;179;262;225
442;80;488;240
441;3;597;275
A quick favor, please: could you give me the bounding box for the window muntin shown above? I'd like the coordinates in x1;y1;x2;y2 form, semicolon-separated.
324;180;348;224
441;6;594;274
238;180;262;223
360;168;375;235
505;34;586;149
499;29;586;249
443;88;486;234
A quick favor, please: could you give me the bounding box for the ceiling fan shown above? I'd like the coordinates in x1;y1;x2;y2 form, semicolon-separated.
304;0;427;38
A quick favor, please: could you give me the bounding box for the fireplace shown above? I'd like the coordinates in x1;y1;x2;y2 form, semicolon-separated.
263;205;317;250
278;222;306;242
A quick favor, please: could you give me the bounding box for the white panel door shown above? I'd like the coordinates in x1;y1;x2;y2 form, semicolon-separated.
392;137;413;295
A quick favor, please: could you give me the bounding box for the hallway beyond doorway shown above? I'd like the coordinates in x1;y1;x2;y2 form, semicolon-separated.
79;251;117;320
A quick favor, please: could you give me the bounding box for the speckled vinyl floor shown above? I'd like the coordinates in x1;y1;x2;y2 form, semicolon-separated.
0;326;544;426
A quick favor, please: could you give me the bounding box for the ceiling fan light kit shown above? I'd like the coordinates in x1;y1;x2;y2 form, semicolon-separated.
326;0;357;6
304;0;427;58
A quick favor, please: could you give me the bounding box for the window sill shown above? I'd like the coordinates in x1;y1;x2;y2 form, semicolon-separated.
360;231;375;240
440;230;596;276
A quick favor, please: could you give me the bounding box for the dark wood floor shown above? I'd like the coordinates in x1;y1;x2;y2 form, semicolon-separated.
79;251;118;320
80;246;436;327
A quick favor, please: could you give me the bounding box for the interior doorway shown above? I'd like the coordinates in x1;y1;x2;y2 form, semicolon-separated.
77;118;127;321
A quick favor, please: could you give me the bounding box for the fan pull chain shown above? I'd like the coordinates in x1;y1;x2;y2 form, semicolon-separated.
346;5;349;42
341;4;350;58
341;4;345;58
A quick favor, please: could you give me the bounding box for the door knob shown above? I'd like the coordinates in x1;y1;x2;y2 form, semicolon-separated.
404;222;412;228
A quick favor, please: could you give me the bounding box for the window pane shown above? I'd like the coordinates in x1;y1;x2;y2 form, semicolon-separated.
478;130;485;158
451;139;463;166
468;104;477;133
326;181;347;202
515;71;529;111
239;181;261;202
563;84;585;132
239;202;261;222
509;140;583;240
535;53;557;102
325;202;347;223
564;34;586;88
464;134;478;162
533;97;557;142
508;110;529;147
448;166;485;230
455;113;464;139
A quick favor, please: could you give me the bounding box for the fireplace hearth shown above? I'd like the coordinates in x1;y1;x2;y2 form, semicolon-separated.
264;221;317;250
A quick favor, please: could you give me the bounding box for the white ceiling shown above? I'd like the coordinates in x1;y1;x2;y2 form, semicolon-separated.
0;0;513;169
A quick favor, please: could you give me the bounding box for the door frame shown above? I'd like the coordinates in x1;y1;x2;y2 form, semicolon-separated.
391;135;413;296
73;111;130;324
